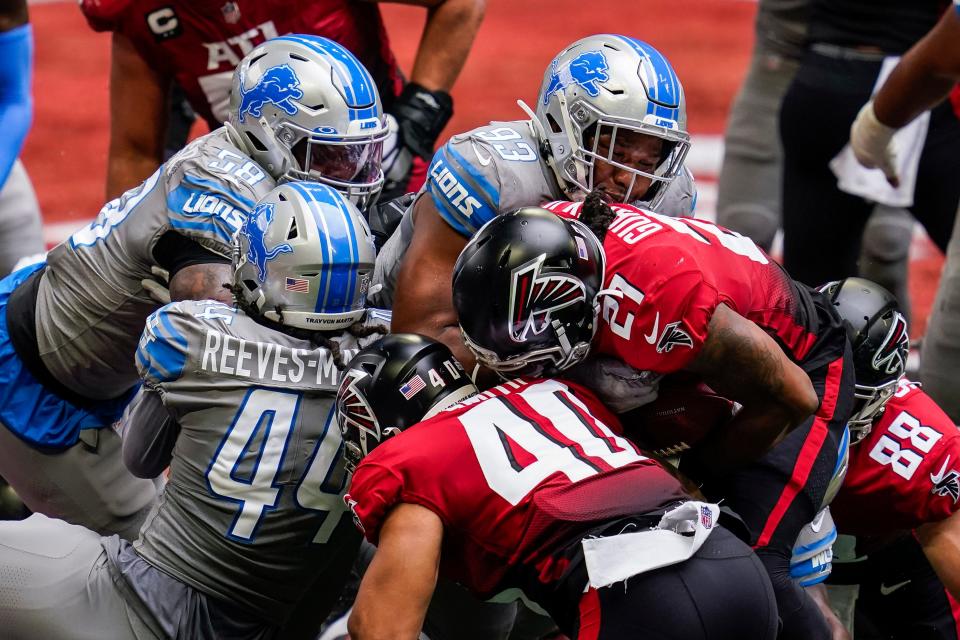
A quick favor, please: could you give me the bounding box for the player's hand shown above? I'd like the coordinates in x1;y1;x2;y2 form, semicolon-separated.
850;101;900;188
391;82;453;160
141;265;171;305
566;356;660;413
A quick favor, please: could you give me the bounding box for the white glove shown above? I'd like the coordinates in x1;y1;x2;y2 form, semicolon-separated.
850;100;900;186
382;113;414;184
566;356;660;413
141;266;171;305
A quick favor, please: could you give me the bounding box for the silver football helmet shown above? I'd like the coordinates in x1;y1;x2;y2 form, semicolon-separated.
234;181;376;331
227;34;389;209
533;34;690;209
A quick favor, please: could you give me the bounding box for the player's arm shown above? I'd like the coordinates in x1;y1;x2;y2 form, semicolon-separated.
872;8;960;129
685;304;820;477
0;0;31;189
917;509;960;600
348;503;443;640
371;0;483;93
365;0;484;159
119;385;179;478
153;231;234;304
391;196;474;366
850;9;960;184
107;32;169;200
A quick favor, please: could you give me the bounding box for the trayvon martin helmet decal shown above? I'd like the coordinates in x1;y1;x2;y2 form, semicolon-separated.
234;181;375;330
336;334;477;471
533;34;690;209
820;277;909;444
452;207;607;376
228;34;389;209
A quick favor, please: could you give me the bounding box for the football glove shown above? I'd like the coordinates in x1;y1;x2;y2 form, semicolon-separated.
790;507;837;587
392;82;453;160
141;265;171;305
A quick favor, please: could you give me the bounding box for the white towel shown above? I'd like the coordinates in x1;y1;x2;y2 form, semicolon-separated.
830;57;930;208
582;501;719;589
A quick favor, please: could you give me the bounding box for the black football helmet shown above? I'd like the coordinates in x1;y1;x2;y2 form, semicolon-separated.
820;277;909;443
336;334;477;471
452;207;607;376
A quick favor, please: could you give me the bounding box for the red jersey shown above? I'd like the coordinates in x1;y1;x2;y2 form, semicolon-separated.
346;377;688;602
81;0;402;126
542;201;835;375
832;379;960;536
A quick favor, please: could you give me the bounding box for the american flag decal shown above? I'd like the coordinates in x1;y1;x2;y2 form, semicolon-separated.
285;277;310;293
399;374;426;400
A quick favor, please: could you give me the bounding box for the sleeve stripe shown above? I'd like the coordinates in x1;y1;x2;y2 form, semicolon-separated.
445;145;500;208
181;174;255;210
427;183;474;236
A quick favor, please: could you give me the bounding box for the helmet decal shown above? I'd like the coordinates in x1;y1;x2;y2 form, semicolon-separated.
237;64;303;121
336;368;381;454
871;312;909;375
542;50;610;105
242;202;293;282
508;254;587;343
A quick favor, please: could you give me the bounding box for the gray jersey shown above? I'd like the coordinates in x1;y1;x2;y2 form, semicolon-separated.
130;300;387;624
372;119;696;307
35;128;275;400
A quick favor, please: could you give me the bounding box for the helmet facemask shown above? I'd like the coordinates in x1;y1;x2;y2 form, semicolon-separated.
285;124;387;210
848;377;901;444
558;100;690;206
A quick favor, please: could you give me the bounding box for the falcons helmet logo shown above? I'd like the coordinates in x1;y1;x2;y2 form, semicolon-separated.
872;312;909;375
508;254;586;343
336;369;380;457
931;456;960;504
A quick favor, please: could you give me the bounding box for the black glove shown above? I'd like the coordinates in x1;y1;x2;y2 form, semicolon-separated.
367;192;416;251
391;82;453;160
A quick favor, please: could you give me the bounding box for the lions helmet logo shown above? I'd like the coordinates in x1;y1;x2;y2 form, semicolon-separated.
931;456;960;504
336;369;381;458
241;202;293;282
872;312;909;376
508;254;586;343
238;63;304;120
543;50;610;104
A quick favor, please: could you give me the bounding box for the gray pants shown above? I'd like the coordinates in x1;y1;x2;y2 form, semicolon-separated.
716;43;800;251
0;160;44;278
921;205;960;422
0;513;161;639
0;420;160;540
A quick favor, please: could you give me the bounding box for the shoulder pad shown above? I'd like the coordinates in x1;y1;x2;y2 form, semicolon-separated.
136;302;194;385
165;138;274;257
425;136;501;237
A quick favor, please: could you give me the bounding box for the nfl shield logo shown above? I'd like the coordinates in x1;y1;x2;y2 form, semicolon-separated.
221;1;241;24
700;505;713;529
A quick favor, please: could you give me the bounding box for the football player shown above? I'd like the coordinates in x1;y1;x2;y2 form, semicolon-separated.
337;334;778;640
81;0;484;201
451;201;854;640
847;1;960;426
807;278;960;638
376;35;696;356
0;182;388;639
0;35;388;539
